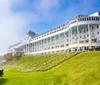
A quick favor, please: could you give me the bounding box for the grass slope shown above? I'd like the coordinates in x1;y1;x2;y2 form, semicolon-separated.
0;51;100;85
3;52;78;72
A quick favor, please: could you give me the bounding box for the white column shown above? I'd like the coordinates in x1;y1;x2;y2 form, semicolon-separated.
33;43;34;52
34;42;35;52
36;42;37;52
40;40;41;51
70;28;72;52
27;44;29;53
49;38;51;49
88;24;91;48
31;43;32;53
69;29;70;45
76;19;79;51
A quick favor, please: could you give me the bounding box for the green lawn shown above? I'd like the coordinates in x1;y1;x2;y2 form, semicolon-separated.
0;51;100;85
1;72;63;85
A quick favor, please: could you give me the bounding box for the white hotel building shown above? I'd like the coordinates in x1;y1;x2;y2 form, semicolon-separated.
8;11;100;55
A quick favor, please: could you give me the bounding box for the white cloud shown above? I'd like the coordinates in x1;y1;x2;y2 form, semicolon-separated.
32;0;62;21
0;0;31;54
33;0;60;11
0;0;62;54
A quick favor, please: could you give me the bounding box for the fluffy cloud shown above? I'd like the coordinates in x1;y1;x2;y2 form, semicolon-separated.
0;0;62;54
0;0;32;54
32;0;60;12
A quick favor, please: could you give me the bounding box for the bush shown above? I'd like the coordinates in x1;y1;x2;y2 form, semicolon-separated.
14;52;23;60
3;53;13;62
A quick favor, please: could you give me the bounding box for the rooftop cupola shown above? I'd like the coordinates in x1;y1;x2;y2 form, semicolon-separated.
27;30;38;38
25;30;38;40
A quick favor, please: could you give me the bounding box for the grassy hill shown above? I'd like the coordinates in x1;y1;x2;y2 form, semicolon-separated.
3;52;79;72
0;51;100;85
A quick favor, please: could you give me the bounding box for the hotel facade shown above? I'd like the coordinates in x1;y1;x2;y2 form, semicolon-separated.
8;11;100;55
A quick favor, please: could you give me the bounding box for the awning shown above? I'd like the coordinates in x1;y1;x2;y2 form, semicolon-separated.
91;38;97;40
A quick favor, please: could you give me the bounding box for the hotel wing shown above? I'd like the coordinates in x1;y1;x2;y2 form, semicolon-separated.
8;11;100;56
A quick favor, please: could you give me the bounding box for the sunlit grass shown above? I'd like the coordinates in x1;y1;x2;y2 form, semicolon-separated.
0;51;100;85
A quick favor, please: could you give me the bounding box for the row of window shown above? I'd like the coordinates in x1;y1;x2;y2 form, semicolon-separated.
24;39;99;53
25;29;100;47
72;31;99;40
25;32;99;48
72;25;99;34
78;17;100;21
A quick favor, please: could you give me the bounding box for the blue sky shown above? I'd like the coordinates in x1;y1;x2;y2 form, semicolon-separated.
12;0;100;34
0;0;100;54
